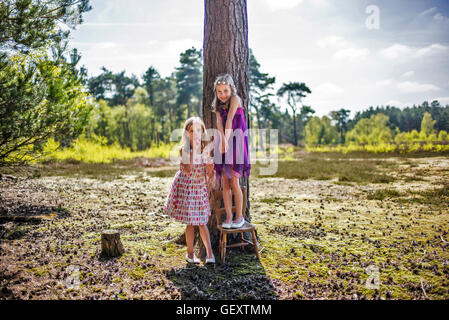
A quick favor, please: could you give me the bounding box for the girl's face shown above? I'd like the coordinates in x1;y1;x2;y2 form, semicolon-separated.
216;84;232;103
187;122;203;149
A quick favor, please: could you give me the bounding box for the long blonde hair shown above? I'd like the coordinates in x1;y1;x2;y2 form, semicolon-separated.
180;117;210;155
211;73;238;112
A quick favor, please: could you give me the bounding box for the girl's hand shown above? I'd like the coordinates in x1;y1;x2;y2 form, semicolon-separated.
206;163;214;178
182;163;192;173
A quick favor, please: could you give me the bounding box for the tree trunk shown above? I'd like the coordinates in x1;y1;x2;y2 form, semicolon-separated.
100;230;125;258
200;0;251;256
292;111;298;146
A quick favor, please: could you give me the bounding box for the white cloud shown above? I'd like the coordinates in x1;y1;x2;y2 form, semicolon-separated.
385;100;401;106
316;36;348;48
265;0;329;11
396;81;441;93
379;44;413;59
402;71;414;78
432;97;449;105
376;79;441;93
333;47;370;61
380;43;449;60
433;13;449;23
265;0;304;11
314;82;344;96
81;22;202;27
415;43;449;57
316;35;369;61
144;40;159;48
419;7;438;16
167;38;202;54
376;79;393;86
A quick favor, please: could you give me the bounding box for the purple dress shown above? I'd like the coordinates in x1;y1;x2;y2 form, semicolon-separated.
214;98;251;180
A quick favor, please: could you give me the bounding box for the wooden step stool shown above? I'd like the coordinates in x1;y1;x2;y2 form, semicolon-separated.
212;186;259;263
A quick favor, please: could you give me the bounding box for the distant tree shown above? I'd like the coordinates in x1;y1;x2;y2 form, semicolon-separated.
346;113;392;145
277;82;312;146
348;101;449;134
153;75;180;143
305;116;338;146
88;67;140;106
142;66;160;106
330;108;351;143
87;67;113;101
296;105;315;143
438;130;448;142
420;112;436;137
249;49;276;130
176;47;202;118
110;70;140;106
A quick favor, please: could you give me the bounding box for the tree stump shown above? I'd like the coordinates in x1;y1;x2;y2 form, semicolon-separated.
101;230;124;258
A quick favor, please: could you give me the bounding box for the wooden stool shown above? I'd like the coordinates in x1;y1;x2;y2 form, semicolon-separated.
212;187;259;263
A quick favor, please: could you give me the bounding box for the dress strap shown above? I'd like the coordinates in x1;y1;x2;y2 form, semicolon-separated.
235;107;244;115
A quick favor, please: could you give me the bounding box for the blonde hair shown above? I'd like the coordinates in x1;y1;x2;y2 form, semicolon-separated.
180;117;210;155
211;73;238;112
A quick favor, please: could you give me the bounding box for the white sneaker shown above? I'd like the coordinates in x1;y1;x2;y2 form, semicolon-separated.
231;219;246;228
205;255;216;264
185;253;200;264
222;221;232;229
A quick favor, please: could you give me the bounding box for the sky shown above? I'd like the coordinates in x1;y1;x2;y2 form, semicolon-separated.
68;0;449;117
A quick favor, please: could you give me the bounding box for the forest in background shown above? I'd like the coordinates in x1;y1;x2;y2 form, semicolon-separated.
80;52;449;153
1;0;449;166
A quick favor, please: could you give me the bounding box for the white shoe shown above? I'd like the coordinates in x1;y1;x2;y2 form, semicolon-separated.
222;221;232;229
205;255;216;264
185;253;200;264
231;219;246;228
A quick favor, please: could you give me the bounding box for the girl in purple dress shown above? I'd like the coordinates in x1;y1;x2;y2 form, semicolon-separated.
211;74;251;229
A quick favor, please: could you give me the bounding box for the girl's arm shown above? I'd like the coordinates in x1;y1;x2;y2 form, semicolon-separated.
215;111;225;137
215;111;227;153
206;163;214;178
224;96;241;140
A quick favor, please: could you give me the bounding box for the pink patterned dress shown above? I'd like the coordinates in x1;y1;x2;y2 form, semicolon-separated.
164;150;213;226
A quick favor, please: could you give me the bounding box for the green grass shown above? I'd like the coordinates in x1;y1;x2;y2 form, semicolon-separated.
253;158;397;184
367;188;403;200
39;135;177;164
399;184;449;208
306;142;449;154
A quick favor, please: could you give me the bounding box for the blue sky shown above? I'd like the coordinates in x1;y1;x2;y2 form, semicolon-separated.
68;0;449;117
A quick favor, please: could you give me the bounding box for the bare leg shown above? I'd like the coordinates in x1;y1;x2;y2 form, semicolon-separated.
230;175;243;222
185;225;195;258
198;225;214;258
222;174;233;224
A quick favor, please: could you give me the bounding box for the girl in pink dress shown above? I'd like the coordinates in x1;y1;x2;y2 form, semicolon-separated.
163;117;215;264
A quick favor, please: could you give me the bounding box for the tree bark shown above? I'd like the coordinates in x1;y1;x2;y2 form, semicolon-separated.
292;111;298;146
200;0;251;255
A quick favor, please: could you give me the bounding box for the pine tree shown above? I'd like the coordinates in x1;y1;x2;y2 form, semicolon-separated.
0;0;92;164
